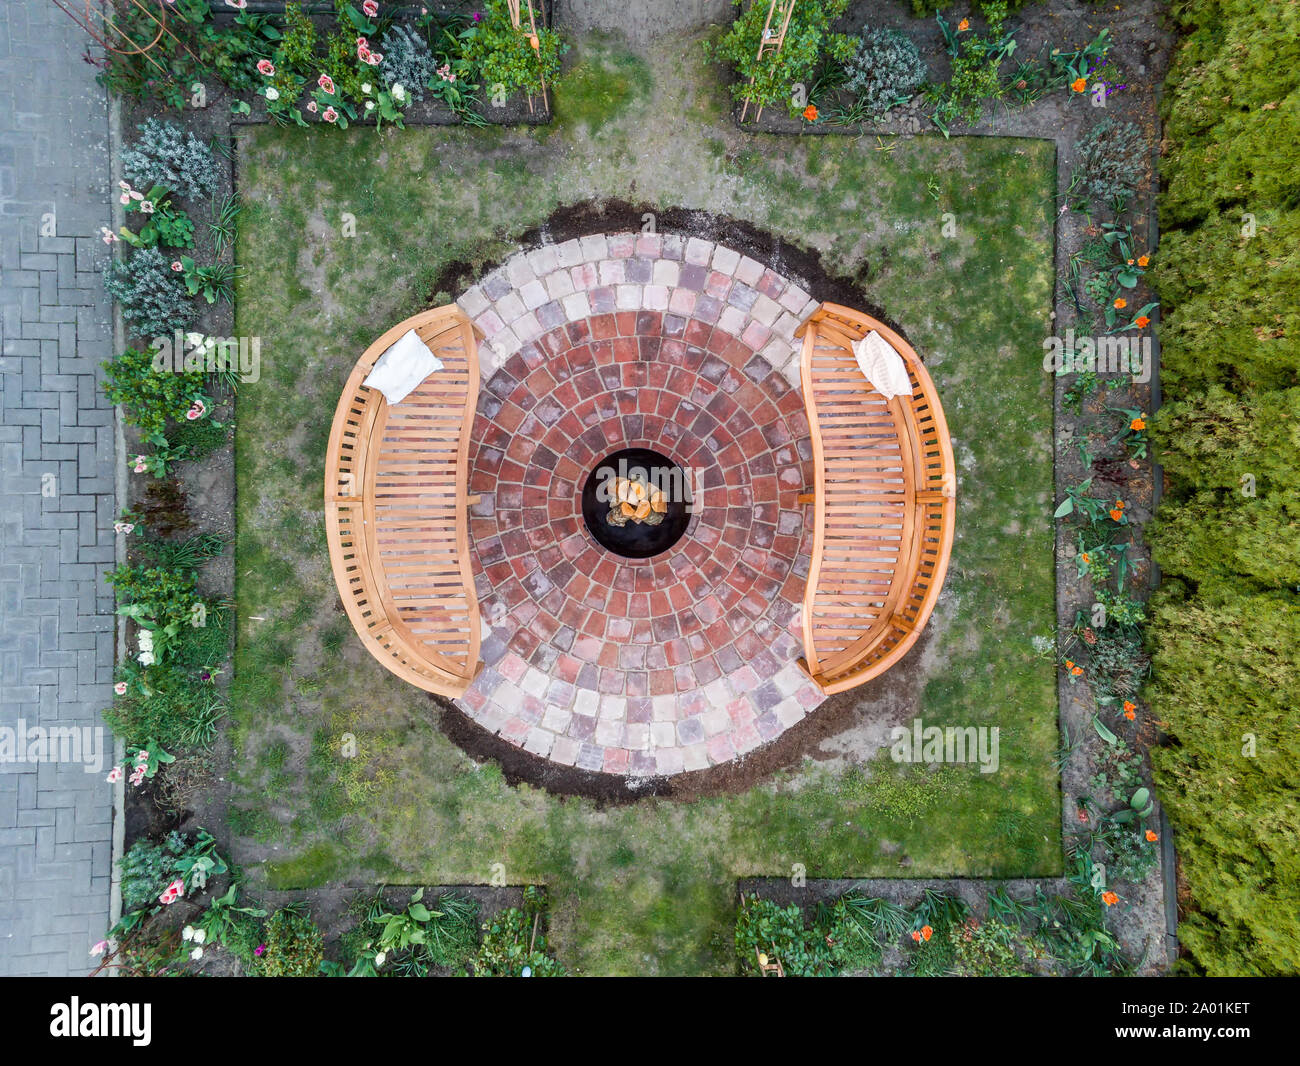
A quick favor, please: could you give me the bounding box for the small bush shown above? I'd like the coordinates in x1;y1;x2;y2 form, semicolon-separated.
103;248;196;339
843;26;927;114
462;0;565;99
1073;118;1147;202
1087;627;1149;703
469;887;565;976
165;414;230;464
257;908;324;976
735;895;835;976
120;119;220;200
380;24;437;102
102;347;207;437
119;831;191;911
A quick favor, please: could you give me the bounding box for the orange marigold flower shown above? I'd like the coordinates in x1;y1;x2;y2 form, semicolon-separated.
1135;315;1150;328
1081;552;1091;563
1137;255;1150;267
1145;830;1159;842
1065;660;1075;670
1071;665;1084;677
921;925;933;942
1123;700;1137;714
802;104;818;122
1114;297;1127;309
1071;78;1087;93
911;930;922;943
1102;891;1119;907
1130;417;1146;431
1109;508;1123;521
1127;258;1135;265
1124;707;1136;721
958;18;970;30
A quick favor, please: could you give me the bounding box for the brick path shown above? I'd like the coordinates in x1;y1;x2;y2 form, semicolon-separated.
0;0;117;975
457;236;827;775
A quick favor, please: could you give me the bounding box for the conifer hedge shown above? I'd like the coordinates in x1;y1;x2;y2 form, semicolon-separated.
1149;0;1300;975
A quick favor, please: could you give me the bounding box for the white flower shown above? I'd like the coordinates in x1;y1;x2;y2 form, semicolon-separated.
365;100;375;111
137;650;155;666
392;84;406;102
264;86;280;101
374;952;386;967
193;929;206;945
361;83;372;95
140;201;155;214
190;946;203;960
138;629;154;651
182;926;195;941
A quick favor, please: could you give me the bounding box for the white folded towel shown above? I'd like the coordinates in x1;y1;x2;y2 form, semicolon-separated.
362;328;444;404
851;330;912;399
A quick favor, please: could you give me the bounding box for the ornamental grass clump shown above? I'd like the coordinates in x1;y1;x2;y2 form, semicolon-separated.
843;26;927;115
103;247;196;339
120;119;220;200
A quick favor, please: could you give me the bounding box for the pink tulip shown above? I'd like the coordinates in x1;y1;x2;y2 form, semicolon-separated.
171;261;183;272
257;59;275;76
362;0;379;17
306;100;319;114
323;107;339;123
90;940;108;956
366;51;383;66
105;767;122;784
318;73;335;94
114;681;128;695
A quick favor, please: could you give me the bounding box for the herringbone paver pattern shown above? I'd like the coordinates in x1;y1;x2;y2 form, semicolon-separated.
0;0;116;975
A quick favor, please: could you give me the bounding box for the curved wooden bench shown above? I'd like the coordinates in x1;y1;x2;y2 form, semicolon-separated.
324;306;484;698
795;302;956;695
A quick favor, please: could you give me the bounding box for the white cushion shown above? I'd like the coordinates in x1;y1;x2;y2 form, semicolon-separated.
362;329;444;404
851;330;912;399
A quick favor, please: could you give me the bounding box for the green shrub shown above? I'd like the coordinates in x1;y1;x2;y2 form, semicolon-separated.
103;248;196;339
117;829;227;914
468;887;565;976
380;24;438;101
1085;627;1148;704
258;908;324;976
461;0;565;100
120;118;220;200
166;414;231;464
119;831;192;911
1072;118;1147;203
949;917;1028;976
708;0;853;114
843;26;926;114
735;895;835;976
102;347;208;436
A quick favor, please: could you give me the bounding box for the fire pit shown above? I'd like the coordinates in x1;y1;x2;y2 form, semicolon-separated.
580;447;691;559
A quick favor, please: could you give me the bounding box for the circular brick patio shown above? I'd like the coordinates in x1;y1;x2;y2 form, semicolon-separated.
455;234;829;776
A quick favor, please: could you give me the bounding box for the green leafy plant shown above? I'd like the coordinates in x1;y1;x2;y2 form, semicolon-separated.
469;887;565;977
708;0;853;116
102;347;208;436
257;907;324;976
460;0;565;103
1073;118;1146;204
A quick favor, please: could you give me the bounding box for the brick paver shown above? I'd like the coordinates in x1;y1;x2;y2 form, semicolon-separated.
0;0;117;974
457;239;826;775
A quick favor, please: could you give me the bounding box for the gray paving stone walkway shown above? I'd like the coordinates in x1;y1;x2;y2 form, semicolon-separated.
0;0;117;976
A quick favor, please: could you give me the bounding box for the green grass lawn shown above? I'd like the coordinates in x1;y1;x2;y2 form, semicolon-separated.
230;36;1060;975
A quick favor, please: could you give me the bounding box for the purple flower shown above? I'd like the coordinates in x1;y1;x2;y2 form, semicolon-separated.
255;944;266;956
472;11;482;21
